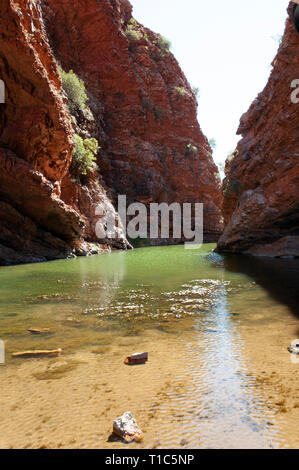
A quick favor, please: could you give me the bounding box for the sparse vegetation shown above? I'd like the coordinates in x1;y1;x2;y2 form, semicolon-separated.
72;134;99;176
125;27;143;42
125;18;143;42
157;34;171;52
209;138;217;150
186;143;198;154
175;86;187;97
223;178;242;198
192;86;200;100
129;18;139;28
59;68;88;113
223;186;229;198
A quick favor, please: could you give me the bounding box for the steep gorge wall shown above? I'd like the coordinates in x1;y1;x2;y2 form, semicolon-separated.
0;0;222;265
217;4;299;258
0;0;84;264
42;0;223;243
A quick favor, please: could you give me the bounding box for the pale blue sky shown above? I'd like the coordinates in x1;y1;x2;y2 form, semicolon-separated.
130;0;289;168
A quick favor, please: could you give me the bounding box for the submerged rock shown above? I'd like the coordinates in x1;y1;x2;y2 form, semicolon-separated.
124;352;148;365
113;411;143;443
27;328;51;335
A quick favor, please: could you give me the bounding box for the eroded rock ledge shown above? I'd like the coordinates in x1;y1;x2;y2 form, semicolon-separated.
217;4;299;258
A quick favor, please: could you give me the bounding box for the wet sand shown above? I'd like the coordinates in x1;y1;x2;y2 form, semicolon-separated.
239;311;299;448
0;246;298;449
1;314;298;449
0;328;193;449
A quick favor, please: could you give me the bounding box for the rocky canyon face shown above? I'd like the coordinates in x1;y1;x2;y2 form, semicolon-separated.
42;0;223;242
0;0;222;265
217;4;299;258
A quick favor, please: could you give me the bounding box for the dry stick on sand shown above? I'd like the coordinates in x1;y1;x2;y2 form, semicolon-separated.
12;348;62;358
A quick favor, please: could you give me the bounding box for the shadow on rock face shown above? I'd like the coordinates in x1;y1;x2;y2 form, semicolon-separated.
292;4;299;35
222;254;299;320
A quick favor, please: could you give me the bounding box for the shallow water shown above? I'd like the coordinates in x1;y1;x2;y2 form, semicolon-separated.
0;244;298;449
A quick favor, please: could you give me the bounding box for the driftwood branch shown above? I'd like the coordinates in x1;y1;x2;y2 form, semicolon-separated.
12;348;62;358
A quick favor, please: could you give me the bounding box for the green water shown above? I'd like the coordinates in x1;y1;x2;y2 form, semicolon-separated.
0;244;234;353
0;244;299;448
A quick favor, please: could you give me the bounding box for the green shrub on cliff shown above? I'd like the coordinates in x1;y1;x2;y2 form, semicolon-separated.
157;34;171;52
59;68;88;113
125;18;143;41
72;134;98;175
223;178;243;198
175;86;187;96
192;86;200;100
186;143;198;154
209;138;217;150
125;27;143;41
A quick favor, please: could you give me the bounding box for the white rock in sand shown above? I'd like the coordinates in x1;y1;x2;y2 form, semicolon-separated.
113;411;143;443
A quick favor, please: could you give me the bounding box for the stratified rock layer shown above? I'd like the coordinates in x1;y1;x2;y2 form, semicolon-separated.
0;0;79;264
217;5;299;257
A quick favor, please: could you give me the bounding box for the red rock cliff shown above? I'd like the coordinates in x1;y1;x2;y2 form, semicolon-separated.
42;0;223;243
217;4;299;258
0;0;83;264
0;0;222;265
